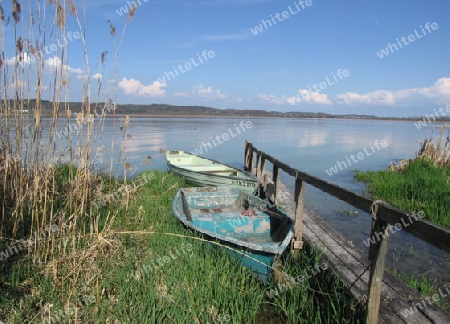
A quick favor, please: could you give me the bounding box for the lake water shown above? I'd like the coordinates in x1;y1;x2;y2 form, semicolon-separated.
45;116;449;282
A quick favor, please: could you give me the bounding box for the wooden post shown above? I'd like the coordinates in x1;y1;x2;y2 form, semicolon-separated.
255;152;261;179
273;162;279;205
245;141;254;173
244;140;248;170
292;174;305;257
366;202;390;324
256;154;265;189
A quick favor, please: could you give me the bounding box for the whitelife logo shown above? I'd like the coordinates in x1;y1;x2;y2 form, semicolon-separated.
401;284;450;318
128;243;193;280
288;69;350;106
376;22;439;58
414;104;450;129
325;140;388;176
190;121;253;156
250;0;313;35
155;50;215;85
116;0;149;16
363;211;425;248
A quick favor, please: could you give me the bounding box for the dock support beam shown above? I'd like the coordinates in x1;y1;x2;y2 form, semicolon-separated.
256;153;266;197
366;201;390;324
292;174;305;257
273;163;280;204
244;140;254;173
256;152;265;182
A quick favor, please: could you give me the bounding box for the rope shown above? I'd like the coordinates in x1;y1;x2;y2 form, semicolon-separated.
345;261;372;295
370;200;387;221
339;200;389;302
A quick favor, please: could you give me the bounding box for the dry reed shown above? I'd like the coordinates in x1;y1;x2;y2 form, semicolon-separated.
388;124;450;170
0;1;135;320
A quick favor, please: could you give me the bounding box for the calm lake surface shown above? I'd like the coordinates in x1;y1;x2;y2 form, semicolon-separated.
45;116;449;282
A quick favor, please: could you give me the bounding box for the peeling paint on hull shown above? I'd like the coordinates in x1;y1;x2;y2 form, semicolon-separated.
173;187;294;281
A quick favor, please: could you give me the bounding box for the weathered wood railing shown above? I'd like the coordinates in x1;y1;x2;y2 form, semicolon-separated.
244;140;450;324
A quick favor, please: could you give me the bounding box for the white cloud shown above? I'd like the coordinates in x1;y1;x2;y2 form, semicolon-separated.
118;78;166;97
77;72;104;80
259;89;332;106
174;91;190;97
92;73;103;80
286;89;333;105
174;86;227;99
45;56;83;74
6;54;83;75
337;78;450;106
415;77;450;102
192;85;228;99
36;85;50;92
337;90;396;105
259;78;450;108
258;94;287;105
5;53;37;66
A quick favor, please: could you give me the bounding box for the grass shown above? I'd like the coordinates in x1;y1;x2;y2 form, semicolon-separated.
354;158;450;229
389;269;449;311
1;171;262;323
388;248;449;311
1;170;365;323
263;249;365;323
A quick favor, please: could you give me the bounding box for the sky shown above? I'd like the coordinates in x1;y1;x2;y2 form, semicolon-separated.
1;0;450;117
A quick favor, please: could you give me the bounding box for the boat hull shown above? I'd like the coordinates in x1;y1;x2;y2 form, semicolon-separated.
165;151;258;194
172;187;294;281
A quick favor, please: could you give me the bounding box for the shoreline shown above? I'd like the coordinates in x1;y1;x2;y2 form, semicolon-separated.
25;113;450;124
7;101;450;122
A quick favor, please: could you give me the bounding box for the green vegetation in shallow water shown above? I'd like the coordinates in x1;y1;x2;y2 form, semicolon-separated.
354;159;450;229
340;210;359;217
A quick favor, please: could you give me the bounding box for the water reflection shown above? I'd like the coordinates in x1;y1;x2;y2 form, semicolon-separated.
33;116;448;283
297;131;327;148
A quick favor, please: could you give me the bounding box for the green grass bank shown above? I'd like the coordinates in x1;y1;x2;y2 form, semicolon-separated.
354;158;450;229
1;170;364;323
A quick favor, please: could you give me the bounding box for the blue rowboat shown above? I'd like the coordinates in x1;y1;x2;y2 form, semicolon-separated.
165;150;258;194
172;186;294;281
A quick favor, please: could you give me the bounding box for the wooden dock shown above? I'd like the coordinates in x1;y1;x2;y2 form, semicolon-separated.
244;141;450;324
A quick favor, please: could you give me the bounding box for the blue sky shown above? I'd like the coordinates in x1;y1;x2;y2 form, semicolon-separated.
2;0;450;117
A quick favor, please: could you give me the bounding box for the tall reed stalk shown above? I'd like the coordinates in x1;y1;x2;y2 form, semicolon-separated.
0;0;133;283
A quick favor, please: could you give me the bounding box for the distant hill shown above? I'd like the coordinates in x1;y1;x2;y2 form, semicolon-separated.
12;100;450;121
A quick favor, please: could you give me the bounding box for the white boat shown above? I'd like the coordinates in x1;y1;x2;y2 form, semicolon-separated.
165;150;258;194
